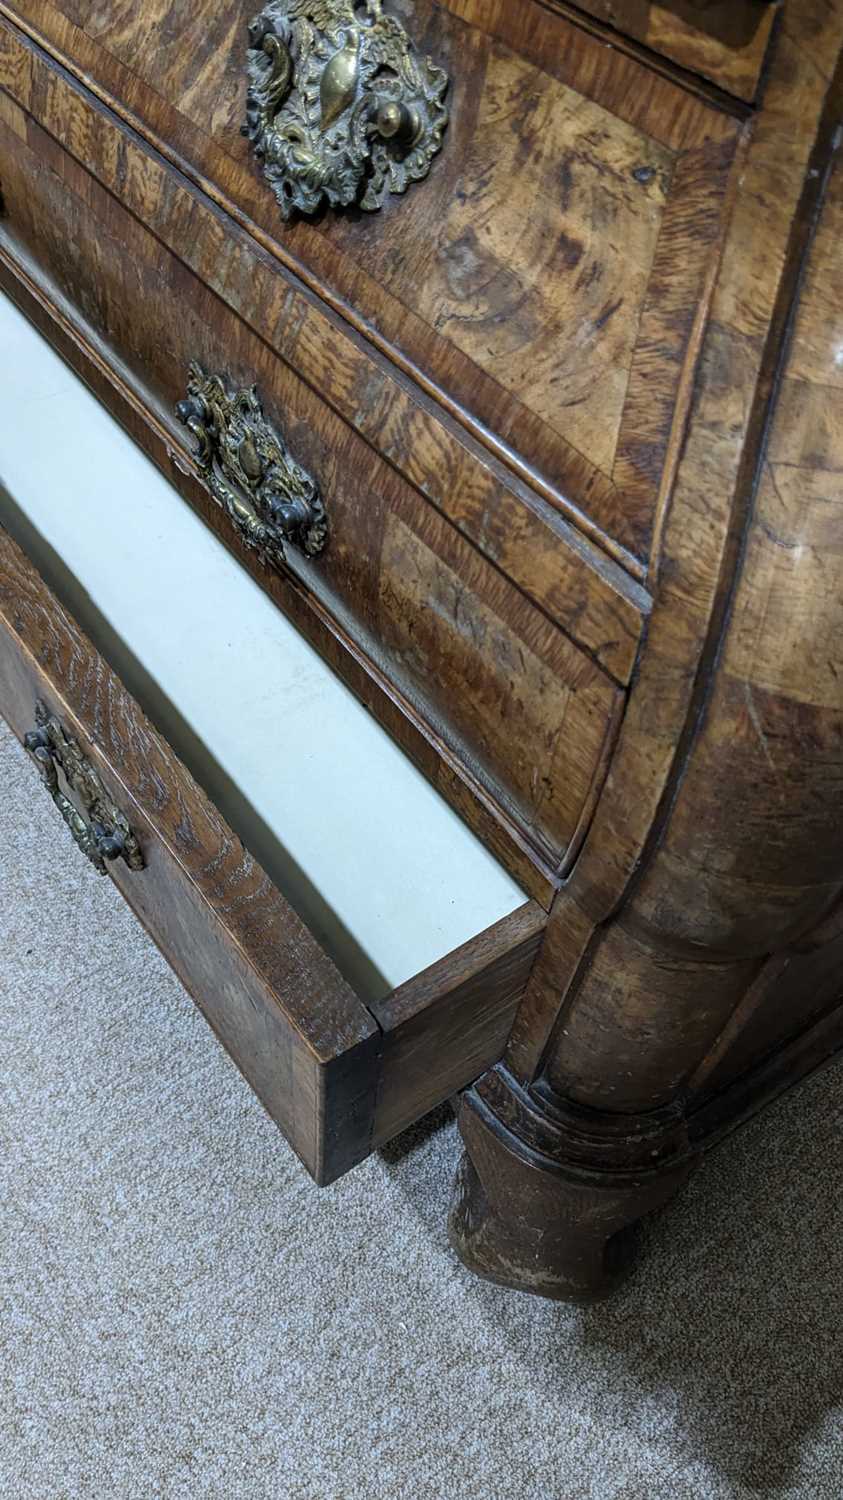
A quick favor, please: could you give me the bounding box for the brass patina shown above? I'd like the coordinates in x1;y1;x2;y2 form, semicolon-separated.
176;363;328;569
243;0;449;218
24;703;146;875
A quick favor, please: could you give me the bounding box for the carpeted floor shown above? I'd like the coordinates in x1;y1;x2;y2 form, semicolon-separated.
1;715;841;1499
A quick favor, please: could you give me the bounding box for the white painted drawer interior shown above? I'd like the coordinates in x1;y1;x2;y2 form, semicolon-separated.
0;291;526;1002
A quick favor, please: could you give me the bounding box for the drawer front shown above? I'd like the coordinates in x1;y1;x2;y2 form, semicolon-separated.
561;1;778;103
0;0;742;570
0;70;627;898
0;524;545;1181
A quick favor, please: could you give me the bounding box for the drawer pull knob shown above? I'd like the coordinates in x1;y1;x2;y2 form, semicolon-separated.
24;703;146;876
176;362;328;569
243;0;449;219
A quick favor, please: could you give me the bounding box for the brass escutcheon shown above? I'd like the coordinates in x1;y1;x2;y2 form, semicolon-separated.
176;362;328;572
242;0;450;219
24;702;145;876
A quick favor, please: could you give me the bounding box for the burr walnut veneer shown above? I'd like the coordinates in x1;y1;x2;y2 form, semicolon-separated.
1;0;842;1299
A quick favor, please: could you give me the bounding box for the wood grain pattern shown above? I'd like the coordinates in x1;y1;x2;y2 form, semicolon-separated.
688;1002;843;1151
0;19;651;650
547;0;779;103
452;3;843;1299
0;0;741;565
509;0;843;1089
405;36;672;479
0;86;629;889
0;525;548;1179
0;525;382;1185
371;902;545;1145
688;912;843;1102
556;0;843;931
0;252;558;908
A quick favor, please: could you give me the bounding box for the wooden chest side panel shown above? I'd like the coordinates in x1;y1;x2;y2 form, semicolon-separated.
528;69;843;1115
498;2;843;1110
0;0;741;565
690;922;843;1105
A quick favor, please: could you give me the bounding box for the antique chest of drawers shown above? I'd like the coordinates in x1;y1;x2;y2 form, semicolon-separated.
1;0;842;1301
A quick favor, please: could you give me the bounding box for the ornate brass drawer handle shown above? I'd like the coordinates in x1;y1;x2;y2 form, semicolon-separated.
176;363;328;570
243;0;449;220
24;702;145;876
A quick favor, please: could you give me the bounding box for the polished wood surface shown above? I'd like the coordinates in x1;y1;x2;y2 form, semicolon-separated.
0;0;741;568
551;0;779;102
0;525;545;1183
452;0;843;1299
0;21;656;900
0;526;378;1184
0;249;559;909
508;0;843;1072
0;14;651;664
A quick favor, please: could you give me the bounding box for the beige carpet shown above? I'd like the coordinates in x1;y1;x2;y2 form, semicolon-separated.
1;716;842;1499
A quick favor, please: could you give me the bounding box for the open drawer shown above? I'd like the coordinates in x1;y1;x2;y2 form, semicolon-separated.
0;294;545;1184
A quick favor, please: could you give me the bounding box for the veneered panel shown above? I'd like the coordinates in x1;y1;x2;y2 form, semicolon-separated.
551;0;778;103
0;93;624;881
1;0;741;563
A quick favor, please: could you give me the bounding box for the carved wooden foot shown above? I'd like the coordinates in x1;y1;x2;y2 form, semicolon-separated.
449;1069;695;1303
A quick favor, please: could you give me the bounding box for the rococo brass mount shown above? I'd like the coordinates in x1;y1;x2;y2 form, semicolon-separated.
176;363;327;570
243;0;450;218
24;702;146;875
